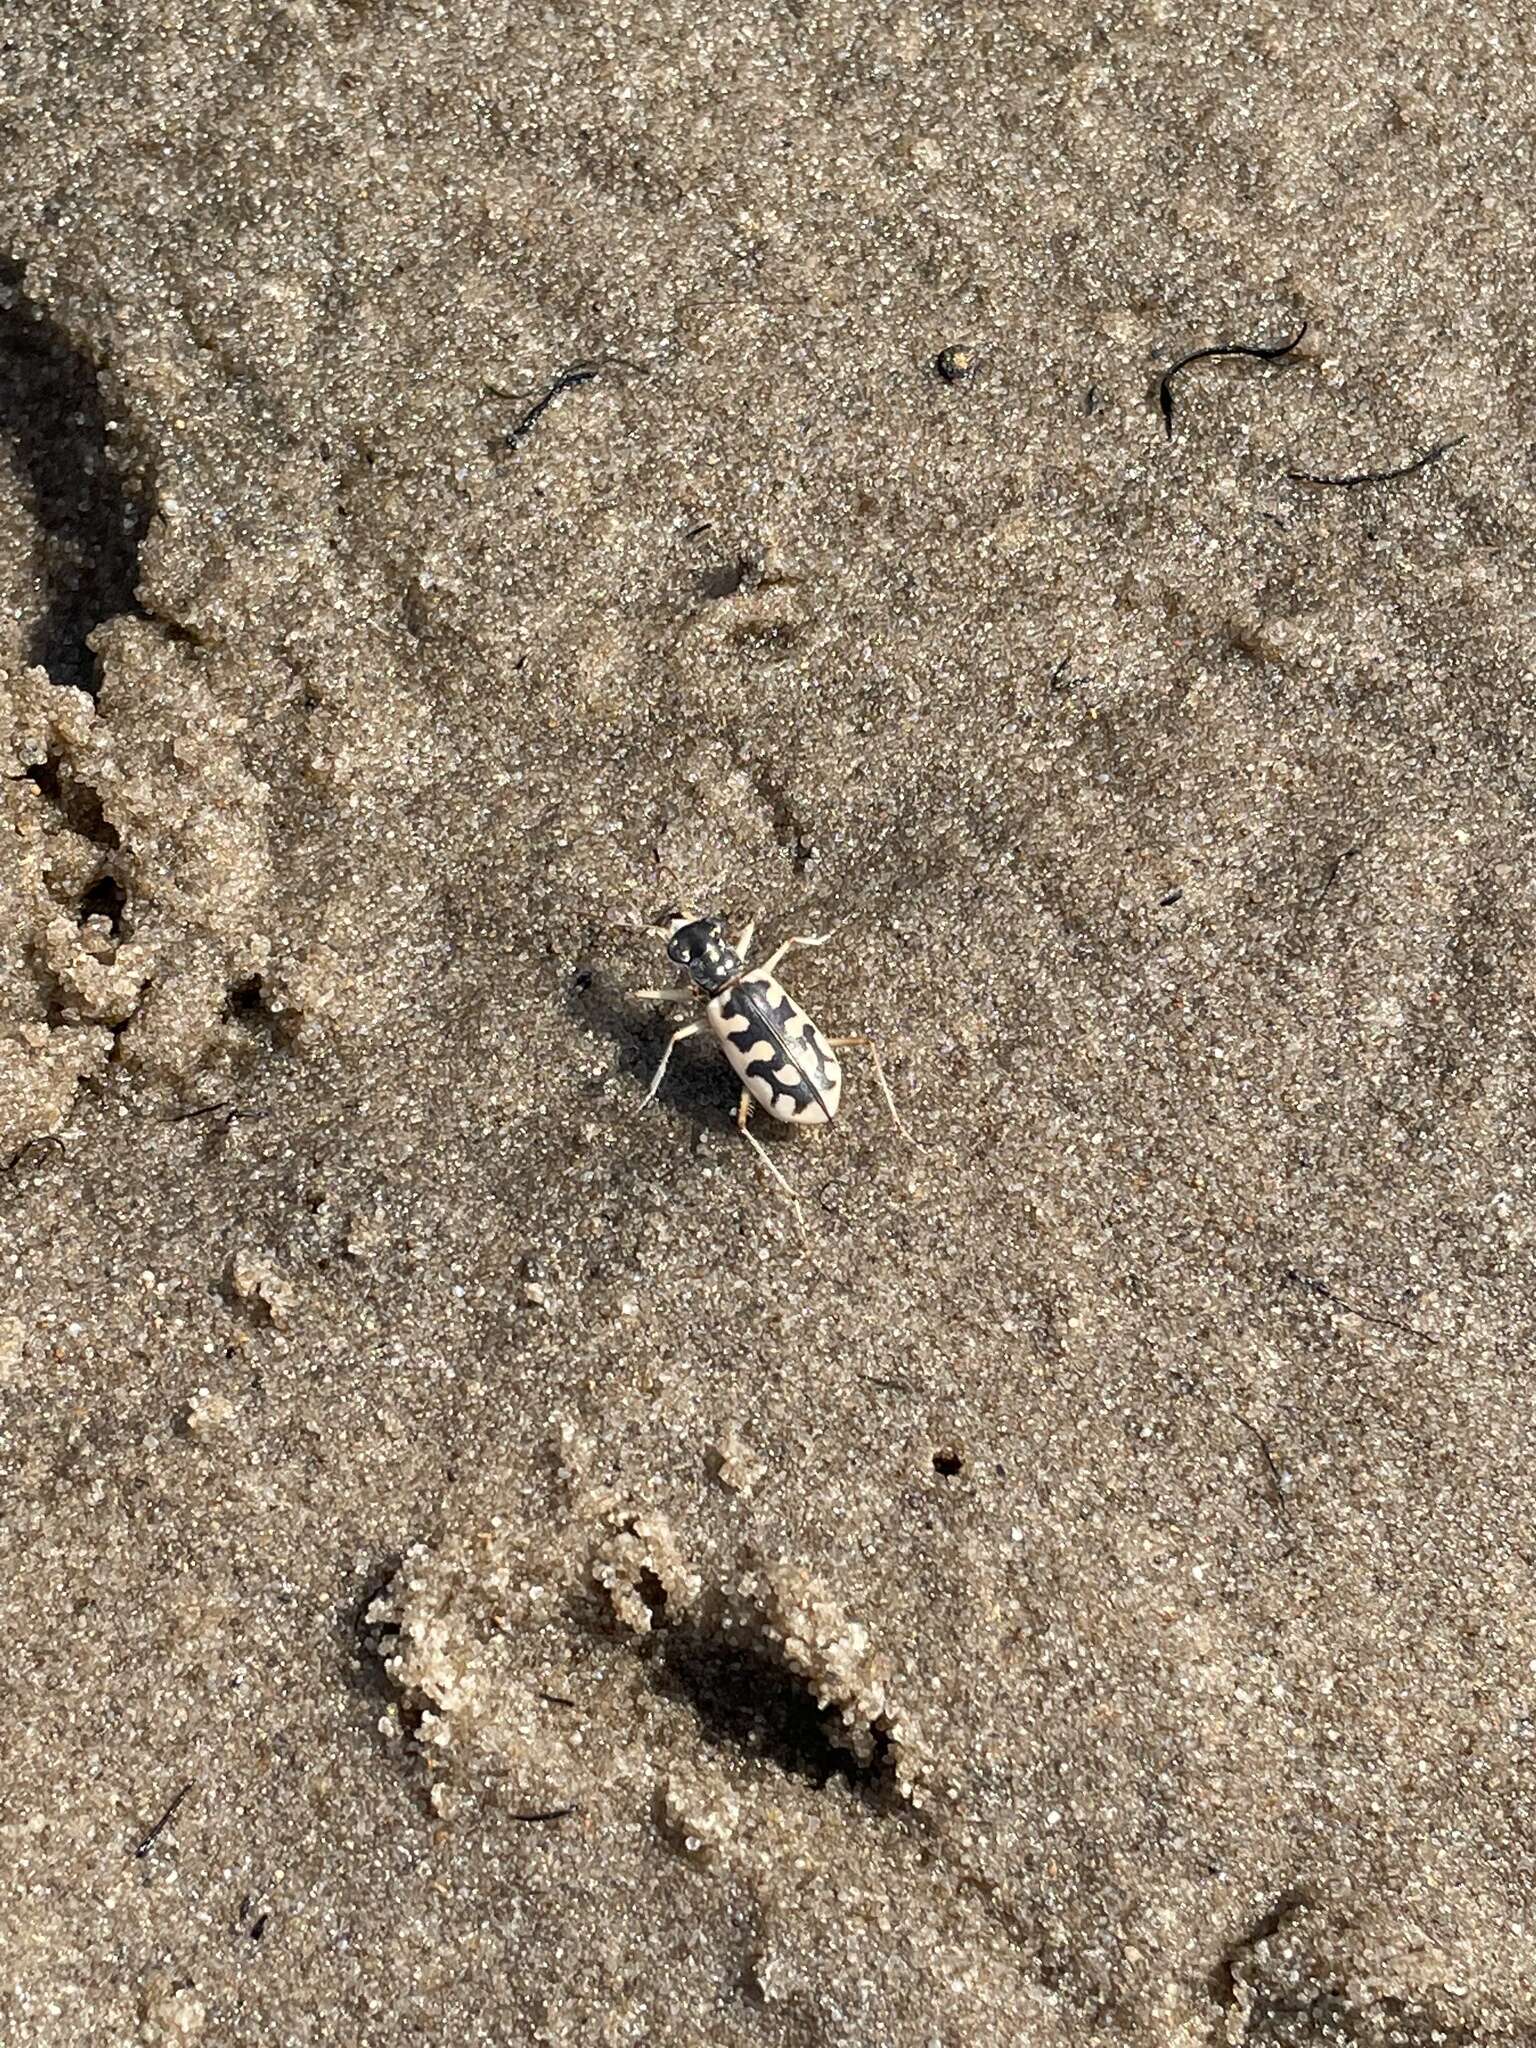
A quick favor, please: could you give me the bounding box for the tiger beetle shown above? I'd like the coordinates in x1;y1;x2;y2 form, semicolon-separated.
631;908;910;1211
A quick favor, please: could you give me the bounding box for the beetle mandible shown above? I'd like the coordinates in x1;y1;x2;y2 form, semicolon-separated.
632;907;909;1205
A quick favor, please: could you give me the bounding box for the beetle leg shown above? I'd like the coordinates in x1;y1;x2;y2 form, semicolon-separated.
827;1035;913;1143
731;919;756;958
629;986;694;1003
756;931;834;977
639;1021;702;1108
736;1087;804;1218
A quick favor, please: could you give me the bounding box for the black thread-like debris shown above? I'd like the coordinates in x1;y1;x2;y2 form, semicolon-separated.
1282;1267;1438;1344
133;1781;193;1858
1158;321;1308;440
4;1133;66;1176
509;1804;580;1823
504;363;602;447
1287;432;1466;489
164;1100;237;1124
1234;1414;1288;1520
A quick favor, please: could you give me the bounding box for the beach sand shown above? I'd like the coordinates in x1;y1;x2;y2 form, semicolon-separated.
4;3;1536;2041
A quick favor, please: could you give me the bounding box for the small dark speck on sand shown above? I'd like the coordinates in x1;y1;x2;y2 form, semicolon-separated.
934;345;978;385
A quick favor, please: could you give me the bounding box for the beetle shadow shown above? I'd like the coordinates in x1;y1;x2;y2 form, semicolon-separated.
567;965;734;1132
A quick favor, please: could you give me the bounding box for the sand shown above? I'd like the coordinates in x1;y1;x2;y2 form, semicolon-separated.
4;2;1536;2042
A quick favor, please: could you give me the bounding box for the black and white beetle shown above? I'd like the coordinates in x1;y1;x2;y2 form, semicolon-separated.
632;908;909;1205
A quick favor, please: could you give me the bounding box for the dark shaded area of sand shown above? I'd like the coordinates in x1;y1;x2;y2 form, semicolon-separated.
5;4;1536;2042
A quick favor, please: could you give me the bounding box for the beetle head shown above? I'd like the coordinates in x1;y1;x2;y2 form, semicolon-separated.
654;907;738;993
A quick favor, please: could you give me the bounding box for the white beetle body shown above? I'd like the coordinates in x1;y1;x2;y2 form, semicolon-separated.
632;907;906;1209
708;968;843;1125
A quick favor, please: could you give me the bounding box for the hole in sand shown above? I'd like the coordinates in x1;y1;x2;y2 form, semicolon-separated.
24;753;119;849
634;1568;670;1628
0;255;149;691
79;872;127;935
224;975;289;1048
650;1626;895;1797
697;555;757;600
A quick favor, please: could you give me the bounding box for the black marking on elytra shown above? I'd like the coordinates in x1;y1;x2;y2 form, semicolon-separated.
721;975;834;1119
